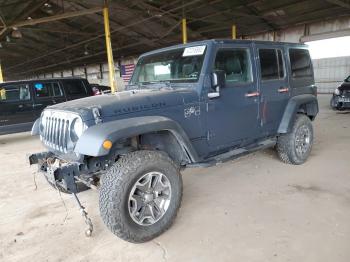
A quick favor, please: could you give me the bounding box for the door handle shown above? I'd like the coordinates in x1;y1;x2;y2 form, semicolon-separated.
33;104;43;108
278;87;289;93
18;104;23;108
245;91;260;98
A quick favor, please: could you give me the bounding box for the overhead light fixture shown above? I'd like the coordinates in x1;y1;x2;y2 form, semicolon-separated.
42;2;54;14
84;45;89;56
11;28;22;39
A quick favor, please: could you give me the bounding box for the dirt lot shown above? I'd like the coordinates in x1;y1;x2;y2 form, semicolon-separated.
0;94;350;262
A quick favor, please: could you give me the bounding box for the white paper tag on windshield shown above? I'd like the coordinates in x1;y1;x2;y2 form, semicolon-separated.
182;45;206;57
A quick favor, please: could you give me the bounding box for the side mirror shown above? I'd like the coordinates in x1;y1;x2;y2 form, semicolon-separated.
209;70;225;99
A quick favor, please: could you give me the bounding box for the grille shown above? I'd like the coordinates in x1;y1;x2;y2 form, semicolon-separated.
42;116;70;152
40;110;80;153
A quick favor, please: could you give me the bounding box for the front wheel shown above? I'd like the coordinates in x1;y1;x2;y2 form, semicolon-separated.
99;150;182;243
276;114;314;165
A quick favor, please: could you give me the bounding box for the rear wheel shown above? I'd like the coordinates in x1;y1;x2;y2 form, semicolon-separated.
277;114;313;165
99;150;182;243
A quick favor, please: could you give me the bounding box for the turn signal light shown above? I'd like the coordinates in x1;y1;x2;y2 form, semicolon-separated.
103;140;113;150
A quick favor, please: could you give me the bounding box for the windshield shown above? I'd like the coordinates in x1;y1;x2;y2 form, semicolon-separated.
130;45;207;86
345;75;350;82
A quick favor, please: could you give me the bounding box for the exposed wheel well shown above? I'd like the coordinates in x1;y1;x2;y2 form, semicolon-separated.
297;102;318;121
138;131;190;165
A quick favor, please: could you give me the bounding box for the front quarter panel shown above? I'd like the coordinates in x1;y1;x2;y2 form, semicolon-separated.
74;116;199;161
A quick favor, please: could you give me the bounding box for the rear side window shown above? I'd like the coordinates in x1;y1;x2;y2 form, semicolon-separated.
214;48;253;84
64;80;87;95
289;49;313;78
259;49;285;80
0;84;31;102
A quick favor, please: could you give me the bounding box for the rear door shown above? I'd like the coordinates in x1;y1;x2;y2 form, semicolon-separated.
62;79;90;101
256;45;290;135
0;83;35;133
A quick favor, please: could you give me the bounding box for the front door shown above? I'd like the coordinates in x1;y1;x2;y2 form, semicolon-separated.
256;45;290;135
206;44;260;152
0;83;35;133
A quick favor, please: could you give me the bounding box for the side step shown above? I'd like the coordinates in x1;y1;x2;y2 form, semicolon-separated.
187;138;276;168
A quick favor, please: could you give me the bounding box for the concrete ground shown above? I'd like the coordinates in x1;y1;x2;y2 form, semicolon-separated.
0;94;349;262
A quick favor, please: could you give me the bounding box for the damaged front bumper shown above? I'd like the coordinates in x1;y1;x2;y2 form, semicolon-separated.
29;152;85;193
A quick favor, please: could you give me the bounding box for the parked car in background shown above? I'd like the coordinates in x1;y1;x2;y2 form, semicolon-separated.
90;83;111;95
330;75;350;110
0;77;94;135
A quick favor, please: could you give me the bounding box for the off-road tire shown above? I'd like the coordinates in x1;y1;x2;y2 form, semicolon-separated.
277;114;313;165
99;150;183;243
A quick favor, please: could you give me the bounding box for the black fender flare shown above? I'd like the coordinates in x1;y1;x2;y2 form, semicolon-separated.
278;94;318;134
74;116;199;162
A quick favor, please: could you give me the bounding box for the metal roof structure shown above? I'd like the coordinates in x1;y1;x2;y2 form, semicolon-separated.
0;0;349;79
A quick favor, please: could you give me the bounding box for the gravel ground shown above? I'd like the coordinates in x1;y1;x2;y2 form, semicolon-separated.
0;94;349;262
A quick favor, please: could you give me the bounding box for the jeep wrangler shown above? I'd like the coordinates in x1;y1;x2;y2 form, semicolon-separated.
29;39;318;243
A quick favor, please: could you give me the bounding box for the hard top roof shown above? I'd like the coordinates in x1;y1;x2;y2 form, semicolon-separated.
140;39;308;57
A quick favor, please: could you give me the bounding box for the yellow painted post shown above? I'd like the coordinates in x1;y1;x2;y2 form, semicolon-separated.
232;25;236;40
0;62;3;83
182;18;187;44
103;5;117;93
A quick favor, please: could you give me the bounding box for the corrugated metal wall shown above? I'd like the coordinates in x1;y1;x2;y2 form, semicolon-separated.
312;56;350;93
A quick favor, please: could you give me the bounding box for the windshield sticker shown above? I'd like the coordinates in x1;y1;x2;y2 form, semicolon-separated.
182;45;206;57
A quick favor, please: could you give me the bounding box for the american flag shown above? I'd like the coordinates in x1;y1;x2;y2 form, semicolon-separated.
120;64;135;83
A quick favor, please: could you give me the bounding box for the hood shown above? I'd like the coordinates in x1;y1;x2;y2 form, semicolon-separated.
48;88;199;120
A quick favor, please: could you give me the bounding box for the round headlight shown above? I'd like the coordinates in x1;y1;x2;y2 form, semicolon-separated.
72;118;84;137
334;88;341;95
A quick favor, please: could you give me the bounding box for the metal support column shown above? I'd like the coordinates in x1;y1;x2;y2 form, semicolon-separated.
0;62;3;83
182;18;187;44
232;25;236;40
103;3;117;93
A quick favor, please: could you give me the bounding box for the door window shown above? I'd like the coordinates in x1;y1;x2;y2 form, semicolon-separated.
214;49;253;84
64;80;87;95
289;48;313;78
51;82;63;97
0;84;31;102
34;82;50;98
34;82;64;98
259;49;285;80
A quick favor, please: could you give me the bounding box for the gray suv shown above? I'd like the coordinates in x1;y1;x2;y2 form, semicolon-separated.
29;39;318;243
